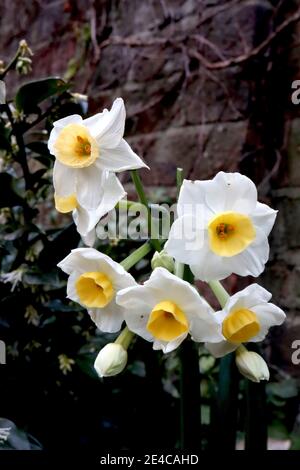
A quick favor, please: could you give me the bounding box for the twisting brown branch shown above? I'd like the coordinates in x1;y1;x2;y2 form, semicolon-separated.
190;7;300;70
97;7;300;72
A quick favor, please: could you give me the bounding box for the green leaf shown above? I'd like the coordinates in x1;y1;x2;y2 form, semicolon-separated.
0;418;42;450
0;173;23;208
15;77;69;113
23;268;62;288
38;223;80;268
45;299;82;312
0;121;11;151
26;141;49;154
267;379;298;400
26;141;52;158
31;168;48;186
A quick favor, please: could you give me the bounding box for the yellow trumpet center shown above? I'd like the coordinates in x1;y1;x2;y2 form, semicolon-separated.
222;308;260;343
146;300;189;342
54;193;77;213
54;123;99;168
208;211;256;257
76;272;114;308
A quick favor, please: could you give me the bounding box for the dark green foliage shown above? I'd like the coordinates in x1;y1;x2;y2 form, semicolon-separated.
15;78;69;113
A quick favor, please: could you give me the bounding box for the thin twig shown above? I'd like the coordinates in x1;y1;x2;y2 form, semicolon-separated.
191;7;300;70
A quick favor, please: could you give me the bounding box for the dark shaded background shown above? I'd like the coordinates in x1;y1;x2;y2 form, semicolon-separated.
1;0;300;450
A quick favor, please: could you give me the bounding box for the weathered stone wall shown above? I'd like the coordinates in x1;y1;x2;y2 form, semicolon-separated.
1;0;300;374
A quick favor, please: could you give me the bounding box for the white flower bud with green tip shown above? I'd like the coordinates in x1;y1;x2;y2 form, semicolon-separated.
151;250;175;273
235;345;270;383
94;343;128;378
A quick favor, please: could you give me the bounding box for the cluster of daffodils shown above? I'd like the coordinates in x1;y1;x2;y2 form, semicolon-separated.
49;98;285;383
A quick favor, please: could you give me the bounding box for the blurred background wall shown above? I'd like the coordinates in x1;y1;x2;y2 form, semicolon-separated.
1;0;300;432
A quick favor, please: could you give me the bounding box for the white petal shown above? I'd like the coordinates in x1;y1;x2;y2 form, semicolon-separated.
188;232;234;281
190;258;232;282
205;340;238;358
82;109;109;137
73;206;92;238
142;267;190;303
205;172;258;214
98;138;148;172
73;173;126;241
153;333;188;353
223;283;272;315
93;98;125;148
252;202;277;237
190;314;223;343
89;301;124;333
81;228;96;247
66;271;81;304
53;114;83;128
164;215;206;266
98;172;126;216
48;125;61;155
177;179;213;218
117;285;155;342
72;205;99;247
53;160;76;197
58;248;132;280
250;302;286;342
76;163;106;210
227;228;269;278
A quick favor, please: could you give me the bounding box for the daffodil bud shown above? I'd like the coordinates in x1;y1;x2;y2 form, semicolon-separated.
19;39;33;57
94;343;128;378
235;346;270;383
151;250;175;273
16;57;32;75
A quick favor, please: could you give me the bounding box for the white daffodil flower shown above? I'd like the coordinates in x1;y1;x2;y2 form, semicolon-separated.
205;284;285;358
54;172;126;246
116;267;223;354
165;172;277;281
57;248;137;333
48;97;148;210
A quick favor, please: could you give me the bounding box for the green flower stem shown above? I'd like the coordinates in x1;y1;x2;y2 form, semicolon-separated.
114;326;135;350
176;167;184;198
174;167;185;280
208;280;230;308
207;281;237;449
236;344;247;355
174;261;184;279
210;352;239;450
130;170;161;252
120;241;152;271
0;45;22;80
4;104;31;191
175;167;201;449
179;334;202;450
244;344;267;450
117;199;145;212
